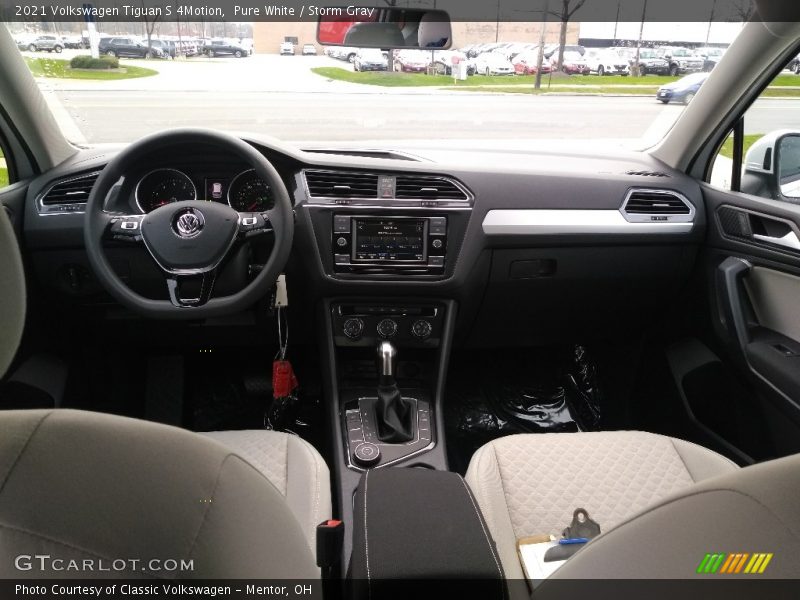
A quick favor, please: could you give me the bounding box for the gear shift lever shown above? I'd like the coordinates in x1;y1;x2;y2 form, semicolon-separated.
374;341;414;443
377;341;397;384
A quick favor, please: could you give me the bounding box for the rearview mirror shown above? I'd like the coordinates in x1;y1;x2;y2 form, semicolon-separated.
316;7;451;49
742;131;800;202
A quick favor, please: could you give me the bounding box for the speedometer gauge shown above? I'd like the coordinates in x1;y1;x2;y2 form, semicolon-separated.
228;169;273;212
135;168;197;213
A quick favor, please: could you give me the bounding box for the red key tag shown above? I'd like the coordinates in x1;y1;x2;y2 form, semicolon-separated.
273;359;299;399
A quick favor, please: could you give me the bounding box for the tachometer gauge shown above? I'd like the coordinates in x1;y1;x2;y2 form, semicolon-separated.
228;169;273;212
135;168;197;213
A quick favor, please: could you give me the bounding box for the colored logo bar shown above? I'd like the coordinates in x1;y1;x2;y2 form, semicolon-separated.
696;552;773;574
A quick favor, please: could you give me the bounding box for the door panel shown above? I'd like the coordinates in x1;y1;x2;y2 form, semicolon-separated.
745;267;800;344
701;183;800;456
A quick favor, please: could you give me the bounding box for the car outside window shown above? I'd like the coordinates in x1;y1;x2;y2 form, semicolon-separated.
709;54;800;203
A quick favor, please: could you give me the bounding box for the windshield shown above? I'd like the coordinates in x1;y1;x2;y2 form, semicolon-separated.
4;17;751;151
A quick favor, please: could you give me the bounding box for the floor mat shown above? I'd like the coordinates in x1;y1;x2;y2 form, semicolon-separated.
444;346;603;474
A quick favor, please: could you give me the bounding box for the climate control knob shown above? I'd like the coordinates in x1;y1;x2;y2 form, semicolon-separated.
411;319;433;339
376;318;398;339
343;318;365;340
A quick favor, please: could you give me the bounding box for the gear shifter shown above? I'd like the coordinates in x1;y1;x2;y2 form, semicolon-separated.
375;341;414;443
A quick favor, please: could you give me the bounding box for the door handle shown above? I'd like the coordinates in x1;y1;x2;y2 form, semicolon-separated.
715;256;752;357
753;230;800;251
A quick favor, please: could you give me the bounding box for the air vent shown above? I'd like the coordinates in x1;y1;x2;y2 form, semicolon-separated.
38;171;100;214
304;170;378;199
395;175;469;201
621;189;695;223
626;169;670;178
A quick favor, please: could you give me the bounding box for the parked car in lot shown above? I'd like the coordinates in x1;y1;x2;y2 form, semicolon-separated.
788;52;800;73
656;72;708;103
354;49;388;72
302;44;317;56
393;50;431;73
543;43;586;59
329;46;358;62
695;46;726;71
178;39;200;57
630;48;671;75
584;48;630;75
430;50;475;75
98;37;164;59
23;35;64;53
203;39;250;58
280;41;295;56
474;51;515;76
656;46;705;76
554;51;589;75
149;39;177;59
511;50;552;75
62;35;85;50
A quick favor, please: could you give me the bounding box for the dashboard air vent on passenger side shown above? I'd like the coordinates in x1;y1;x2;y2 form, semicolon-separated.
304;170;379;199
394;175;469;201
620;188;695;223
38;171;100;214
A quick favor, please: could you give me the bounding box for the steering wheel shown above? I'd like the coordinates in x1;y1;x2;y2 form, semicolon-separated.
84;129;294;319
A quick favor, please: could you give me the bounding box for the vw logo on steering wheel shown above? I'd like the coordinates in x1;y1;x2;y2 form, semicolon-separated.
173;208;205;238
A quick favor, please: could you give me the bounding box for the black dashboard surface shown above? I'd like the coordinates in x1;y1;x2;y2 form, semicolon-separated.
21;134;706;344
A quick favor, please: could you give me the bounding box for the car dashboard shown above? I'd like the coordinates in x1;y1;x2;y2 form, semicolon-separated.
22;133;705;345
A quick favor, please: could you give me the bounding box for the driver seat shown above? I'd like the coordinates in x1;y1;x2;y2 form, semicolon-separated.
0;409;330;578
0;202;332;577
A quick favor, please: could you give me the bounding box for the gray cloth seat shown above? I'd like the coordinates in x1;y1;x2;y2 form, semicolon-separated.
202;430;331;550
0;409;330;578
465;430;740;580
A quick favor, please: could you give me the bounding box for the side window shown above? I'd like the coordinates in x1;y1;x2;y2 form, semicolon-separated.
709;51;800;203
0;142;9;190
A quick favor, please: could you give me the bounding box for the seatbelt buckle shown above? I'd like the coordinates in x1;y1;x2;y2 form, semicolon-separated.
316;519;345;568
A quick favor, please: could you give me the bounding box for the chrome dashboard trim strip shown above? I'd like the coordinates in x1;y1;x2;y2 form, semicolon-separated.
481;209;695;235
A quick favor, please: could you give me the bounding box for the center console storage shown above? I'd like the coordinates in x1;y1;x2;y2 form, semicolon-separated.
348;467;506;599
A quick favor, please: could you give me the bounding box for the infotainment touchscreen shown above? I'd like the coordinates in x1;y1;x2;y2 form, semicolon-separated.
353;219;426;262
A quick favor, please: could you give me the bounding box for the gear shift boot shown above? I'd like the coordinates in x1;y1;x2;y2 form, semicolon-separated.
376;383;415;443
374;341;415;443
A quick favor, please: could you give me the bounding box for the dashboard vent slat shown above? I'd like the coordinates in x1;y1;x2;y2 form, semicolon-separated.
305;170;379;198
41;172;99;206
621;189;694;221
395;175;468;201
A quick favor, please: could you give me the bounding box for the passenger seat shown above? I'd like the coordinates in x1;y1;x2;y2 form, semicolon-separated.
465;431;739;579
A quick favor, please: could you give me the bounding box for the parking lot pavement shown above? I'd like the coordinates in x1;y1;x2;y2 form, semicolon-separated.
49;89;675;143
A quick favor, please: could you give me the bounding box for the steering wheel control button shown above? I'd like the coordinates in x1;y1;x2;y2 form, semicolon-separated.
343;318;365;340
172;208;205;239
377;318;398;339
411;319;433;339
108;216;144;242
354;442;381;466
